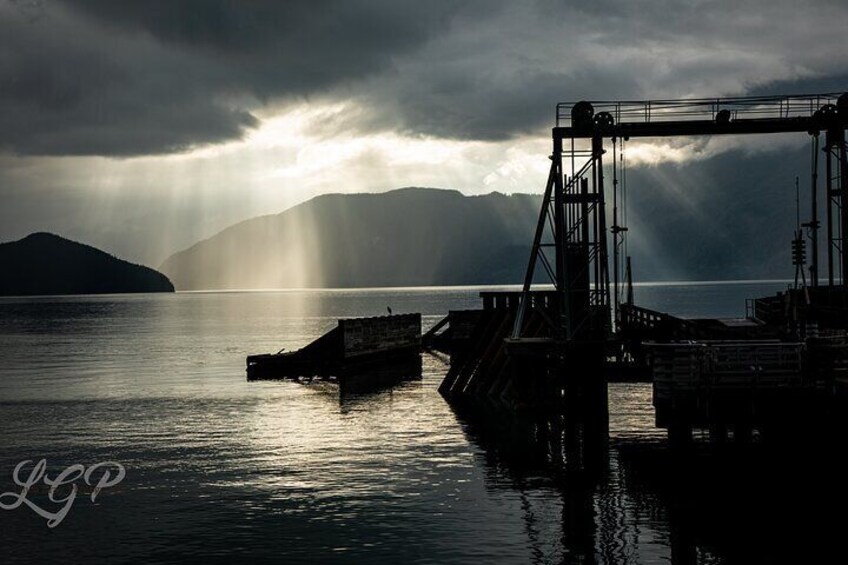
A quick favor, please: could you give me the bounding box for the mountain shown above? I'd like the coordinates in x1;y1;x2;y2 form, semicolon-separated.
620;144;807;282
160;188;540;290
0;232;174;296
161;171;804;291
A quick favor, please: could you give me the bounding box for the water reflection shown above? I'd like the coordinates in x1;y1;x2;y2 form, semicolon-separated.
451;402;848;564
247;356;423;401
1;287;842;564
338;355;423;399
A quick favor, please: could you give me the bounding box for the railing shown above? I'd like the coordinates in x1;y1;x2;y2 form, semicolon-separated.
556;93;844;128
619;303;682;331
649;341;805;399
702;341;802;375
480;290;559;311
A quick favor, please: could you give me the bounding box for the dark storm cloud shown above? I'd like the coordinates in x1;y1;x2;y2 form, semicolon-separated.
748;73;848;97
0;1;260;155
0;0;846;156
0;0;466;155
357;68;643;142
350;0;848;141
62;0;462;97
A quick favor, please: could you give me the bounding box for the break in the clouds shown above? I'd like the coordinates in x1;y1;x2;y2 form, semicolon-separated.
0;0;845;270
0;0;470;155
1;0;846;156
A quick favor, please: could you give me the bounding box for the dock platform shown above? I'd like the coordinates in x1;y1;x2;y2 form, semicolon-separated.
247;313;421;382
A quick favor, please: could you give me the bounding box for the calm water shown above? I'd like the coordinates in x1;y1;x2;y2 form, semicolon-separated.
0;282;844;564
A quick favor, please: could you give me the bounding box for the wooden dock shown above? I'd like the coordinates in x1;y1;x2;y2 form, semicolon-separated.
429;290;848;445
649;336;848;443
428;291;644;412
247;313;421;383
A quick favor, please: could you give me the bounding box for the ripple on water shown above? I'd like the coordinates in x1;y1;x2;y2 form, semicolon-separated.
1;287;839;564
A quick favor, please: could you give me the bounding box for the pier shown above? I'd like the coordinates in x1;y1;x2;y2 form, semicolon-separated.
245;92;848;446
430;92;848;445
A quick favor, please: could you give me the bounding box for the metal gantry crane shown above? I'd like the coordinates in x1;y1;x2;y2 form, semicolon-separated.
512;92;848;352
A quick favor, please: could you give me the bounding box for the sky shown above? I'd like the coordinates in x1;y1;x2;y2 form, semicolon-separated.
1;0;846;266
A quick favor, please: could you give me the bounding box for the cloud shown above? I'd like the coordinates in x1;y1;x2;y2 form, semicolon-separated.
0;2;262;155
0;0;465;156
329;0;848;141
1;0;846;156
1;0;846;278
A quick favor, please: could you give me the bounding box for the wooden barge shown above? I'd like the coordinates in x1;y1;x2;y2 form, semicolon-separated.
247;313;422;384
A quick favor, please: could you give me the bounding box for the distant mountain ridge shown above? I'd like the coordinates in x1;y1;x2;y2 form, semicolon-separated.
160;172;803;291
0;232;174;296
160;188;539;290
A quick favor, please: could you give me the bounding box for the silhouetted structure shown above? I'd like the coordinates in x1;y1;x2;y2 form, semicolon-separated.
436;92;848;446
247;313;421;386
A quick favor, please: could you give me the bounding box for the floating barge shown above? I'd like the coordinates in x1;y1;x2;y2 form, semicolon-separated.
247;313;421;384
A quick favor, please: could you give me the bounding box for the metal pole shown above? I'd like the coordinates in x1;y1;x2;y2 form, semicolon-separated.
553;133;569;338
593;135;610;326
796;176;800;232
826;135;834;286
591;139;599;298
612;137;620;324
839;130;848;285
810;134;819;286
511;162;557;338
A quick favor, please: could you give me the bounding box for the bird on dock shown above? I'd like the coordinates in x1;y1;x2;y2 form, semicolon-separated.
387;306;392;315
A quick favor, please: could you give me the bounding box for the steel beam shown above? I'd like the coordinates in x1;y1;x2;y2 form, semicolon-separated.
554;117;829;140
